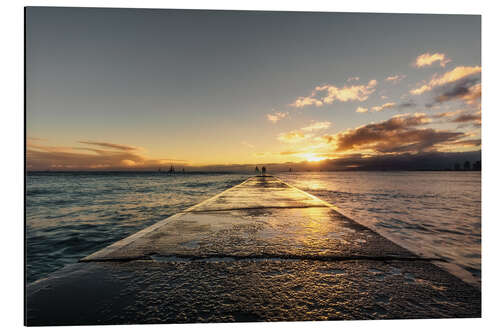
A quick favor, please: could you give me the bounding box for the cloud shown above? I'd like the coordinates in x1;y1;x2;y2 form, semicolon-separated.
253;152;272;157
280;150;299;156
434;80;481;106
329;113;466;154
266;111;288;123
277;130;312;143
276;121;331;147
446;139;481;147
414;52;451;68
27;140;187;171
410;66;481;95
77;140;139;151
291;79;377;108
432;110;464;119
452;112;481;124
398;101;417;109
371;102;397;112
356;102;398;113
347;77;360;82
385;74;406;83
277;131;309;143
314;150;481;171
432;109;481;127
301;121;331;132
460;83;481;105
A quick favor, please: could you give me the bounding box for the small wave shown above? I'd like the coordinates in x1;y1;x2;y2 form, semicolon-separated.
27;188;61;196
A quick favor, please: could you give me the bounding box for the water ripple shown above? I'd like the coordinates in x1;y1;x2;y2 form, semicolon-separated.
26;172;249;283
278;171;481;287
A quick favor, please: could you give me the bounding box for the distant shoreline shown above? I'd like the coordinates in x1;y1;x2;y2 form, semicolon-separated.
26;169;481;174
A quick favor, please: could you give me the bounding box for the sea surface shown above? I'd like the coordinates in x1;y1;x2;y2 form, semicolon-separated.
26;171;481;287
26;172;249;283
278;171;481;287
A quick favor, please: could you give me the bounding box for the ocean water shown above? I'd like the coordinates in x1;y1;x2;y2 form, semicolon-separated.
26;172;249;283
277;171;481;287
26;171;481;287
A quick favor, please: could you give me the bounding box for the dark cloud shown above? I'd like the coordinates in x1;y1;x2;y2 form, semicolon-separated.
77;141;139;151
317;150;481;171
452;113;481;123
431;110;481;127
432;76;481;105
332;113;464;153
194;151;482;173
398;101;417;109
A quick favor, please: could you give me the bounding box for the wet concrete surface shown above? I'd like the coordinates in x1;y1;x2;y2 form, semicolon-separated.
26;176;481;325
27;259;480;325
81;208;419;261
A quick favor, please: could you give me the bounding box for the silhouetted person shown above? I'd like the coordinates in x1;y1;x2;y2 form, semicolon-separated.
473;161;481;171
255;166;260;174
262;166;266;175
289;167;292;172
464;161;471;171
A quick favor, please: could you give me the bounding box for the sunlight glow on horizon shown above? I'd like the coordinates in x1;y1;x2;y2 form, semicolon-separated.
301;153;328;162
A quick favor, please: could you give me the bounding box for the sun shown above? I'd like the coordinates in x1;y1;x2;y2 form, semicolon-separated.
301;153;326;162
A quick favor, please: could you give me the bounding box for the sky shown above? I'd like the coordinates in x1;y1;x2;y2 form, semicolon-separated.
26;7;481;171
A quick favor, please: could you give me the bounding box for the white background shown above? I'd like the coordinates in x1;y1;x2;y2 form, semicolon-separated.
1;0;498;332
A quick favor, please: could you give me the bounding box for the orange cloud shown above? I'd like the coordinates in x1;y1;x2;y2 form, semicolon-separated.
445;139;481;147
301;121;331;132
26;140;187;171
410;66;481;95
371;102;397;112
356;102;397;113
266;111;288;123
414;52;451;68
291;96;324;108
291;79;377;108
432;110;464;119
277;130;312;143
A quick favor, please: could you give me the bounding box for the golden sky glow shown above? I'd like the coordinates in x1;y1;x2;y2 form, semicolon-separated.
26;9;481;171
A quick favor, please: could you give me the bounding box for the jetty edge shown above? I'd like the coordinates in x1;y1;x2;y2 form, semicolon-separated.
26;175;480;325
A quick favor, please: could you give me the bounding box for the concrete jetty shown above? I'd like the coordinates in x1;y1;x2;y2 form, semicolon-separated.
26;176;480;325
